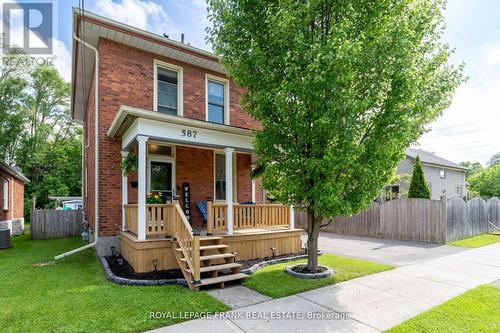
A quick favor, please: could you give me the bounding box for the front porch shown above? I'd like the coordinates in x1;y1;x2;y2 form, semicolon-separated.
110;106;302;289
120;202;302;269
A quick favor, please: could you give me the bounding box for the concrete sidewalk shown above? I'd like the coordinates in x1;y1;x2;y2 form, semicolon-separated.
148;242;500;333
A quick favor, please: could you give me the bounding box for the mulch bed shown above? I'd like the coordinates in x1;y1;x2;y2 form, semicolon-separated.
104;255;183;280
290;263;328;274
238;251;306;270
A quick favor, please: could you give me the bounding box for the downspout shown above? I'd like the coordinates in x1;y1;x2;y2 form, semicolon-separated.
55;32;99;260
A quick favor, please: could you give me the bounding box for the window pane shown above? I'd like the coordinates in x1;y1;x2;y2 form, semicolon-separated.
215;154;226;200
157;67;178;115
150;162;172;192
208;81;224;105
158;68;177;84
148;144;173;156
208;80;225;124
208;104;224;123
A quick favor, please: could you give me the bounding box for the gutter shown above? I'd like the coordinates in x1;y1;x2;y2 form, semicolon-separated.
55;32;99;260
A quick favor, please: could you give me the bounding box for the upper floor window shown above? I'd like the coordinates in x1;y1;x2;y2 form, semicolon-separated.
3;180;8;211
154;60;183;116
206;75;229;124
440;169;446;179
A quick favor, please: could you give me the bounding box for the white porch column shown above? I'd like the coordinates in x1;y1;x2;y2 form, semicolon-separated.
251;180;256;203
225;147;234;235
137;135;149;240
121;151;129;231
289;205;295;229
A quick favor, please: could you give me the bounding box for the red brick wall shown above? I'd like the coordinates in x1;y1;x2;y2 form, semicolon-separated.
175;146;214;228
82;38;260;236
236;154;252;203
0;170;25;221
12;178;24;219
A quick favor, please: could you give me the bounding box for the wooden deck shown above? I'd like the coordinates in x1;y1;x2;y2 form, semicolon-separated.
119;227;303;273
120;202;302;289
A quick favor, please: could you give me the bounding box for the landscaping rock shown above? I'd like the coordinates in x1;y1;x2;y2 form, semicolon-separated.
285;264;334;279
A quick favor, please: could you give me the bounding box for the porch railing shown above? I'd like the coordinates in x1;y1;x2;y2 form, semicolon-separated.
207;202;228;234
124;204;138;235
207;202;290;233
173;202;200;282
123;203;175;238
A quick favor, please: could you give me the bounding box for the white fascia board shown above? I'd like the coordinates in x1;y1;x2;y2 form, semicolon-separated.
130;118;253;151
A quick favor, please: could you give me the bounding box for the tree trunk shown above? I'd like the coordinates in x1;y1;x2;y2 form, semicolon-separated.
306;208;321;272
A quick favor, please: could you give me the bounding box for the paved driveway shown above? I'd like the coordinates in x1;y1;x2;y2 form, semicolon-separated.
302;232;465;266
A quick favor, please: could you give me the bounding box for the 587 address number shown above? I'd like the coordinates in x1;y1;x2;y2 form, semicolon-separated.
181;129;197;138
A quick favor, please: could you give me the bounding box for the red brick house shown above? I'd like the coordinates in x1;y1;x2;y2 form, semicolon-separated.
0;159;28;235
71;10;301;289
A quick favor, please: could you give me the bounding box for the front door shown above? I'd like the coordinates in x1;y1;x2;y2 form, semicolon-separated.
149;160;174;198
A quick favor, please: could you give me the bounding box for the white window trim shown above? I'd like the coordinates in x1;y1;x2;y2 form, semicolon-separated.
213;150;237;202
205;74;230;125
154;60;183;116
3;180;8;211
147;144;176;194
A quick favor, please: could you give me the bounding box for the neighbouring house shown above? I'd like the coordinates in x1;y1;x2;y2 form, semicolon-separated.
71;9;300;289
0;159;28;235
386;148;468;200
49;196;83;210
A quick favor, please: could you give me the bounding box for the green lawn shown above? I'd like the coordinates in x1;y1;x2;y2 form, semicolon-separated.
0;230;228;333
448;233;500;248
243;254;393;298
386;284;500;333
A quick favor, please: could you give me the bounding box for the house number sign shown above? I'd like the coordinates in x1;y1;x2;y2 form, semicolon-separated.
180;129;197;138
182;182;191;223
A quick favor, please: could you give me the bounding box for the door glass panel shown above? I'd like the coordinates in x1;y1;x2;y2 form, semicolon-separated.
150;161;172;192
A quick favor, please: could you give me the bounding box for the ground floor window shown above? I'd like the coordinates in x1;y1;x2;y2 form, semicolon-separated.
215;153;226;200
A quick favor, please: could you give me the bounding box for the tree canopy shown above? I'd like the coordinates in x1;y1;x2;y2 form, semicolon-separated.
208;0;463;270
0;53;81;213
459;161;483;180
487;152;500;167
469;164;500;198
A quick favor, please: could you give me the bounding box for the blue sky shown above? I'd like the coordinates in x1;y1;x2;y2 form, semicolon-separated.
4;0;500;164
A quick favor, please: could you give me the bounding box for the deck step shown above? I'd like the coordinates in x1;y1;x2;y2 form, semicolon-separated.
175;244;228;252
185;262;241;274
196;273;248;286
200;236;223;242
180;253;235;262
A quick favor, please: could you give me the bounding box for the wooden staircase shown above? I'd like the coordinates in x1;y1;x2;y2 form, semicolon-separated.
171;204;246;291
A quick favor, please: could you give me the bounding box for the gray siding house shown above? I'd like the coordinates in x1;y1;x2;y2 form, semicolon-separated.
394;149;468;200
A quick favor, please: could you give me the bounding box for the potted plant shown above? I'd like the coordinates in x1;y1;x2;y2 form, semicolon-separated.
147;192;163;204
121;152;138;176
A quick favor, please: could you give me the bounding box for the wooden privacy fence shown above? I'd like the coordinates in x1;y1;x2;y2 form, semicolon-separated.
295;196;500;243
31;209;83;240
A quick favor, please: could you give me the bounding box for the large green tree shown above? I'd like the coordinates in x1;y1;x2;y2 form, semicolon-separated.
469;165;500;198
487;152;500;167
0;57;81;214
0;51;28;162
208;0;463;270
459;161;483;180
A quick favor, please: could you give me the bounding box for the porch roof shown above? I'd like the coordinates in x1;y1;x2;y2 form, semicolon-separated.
108;105;255;151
